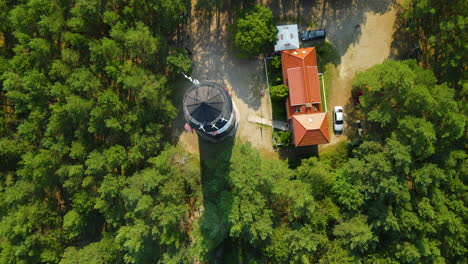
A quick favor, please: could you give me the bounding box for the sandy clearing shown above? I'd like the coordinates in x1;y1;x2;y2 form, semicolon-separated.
174;1;277;158
176;0;402;156
323;4;399;149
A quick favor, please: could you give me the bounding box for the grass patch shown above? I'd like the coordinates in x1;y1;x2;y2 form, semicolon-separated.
266;56;288;121
320;64;336;112
272;99;287;121
315;41;341;71
319;74;326;112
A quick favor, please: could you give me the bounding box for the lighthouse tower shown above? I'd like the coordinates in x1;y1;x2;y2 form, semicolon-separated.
183;81;238;142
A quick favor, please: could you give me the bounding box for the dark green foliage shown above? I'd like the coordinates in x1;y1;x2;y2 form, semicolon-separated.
273;130;291;146
167;48;192;74
270;84;289;101
0;0;192;263
336;59;467;263
315;41;341;70
272;100;287;121
353;60;464;147
268;56;283;86
60;234;121;264
401;0;467;90
230;5;278;58
0;1;465;263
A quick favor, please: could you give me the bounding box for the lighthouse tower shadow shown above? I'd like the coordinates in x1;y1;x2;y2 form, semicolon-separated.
181;79;241;261
196;135;235;261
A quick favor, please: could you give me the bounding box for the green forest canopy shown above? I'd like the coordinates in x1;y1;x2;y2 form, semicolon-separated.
0;0;466;263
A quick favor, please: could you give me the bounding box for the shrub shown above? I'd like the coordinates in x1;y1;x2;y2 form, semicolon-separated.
268;56;283;86
270;84;289;101
273;131;291;146
230;5;278;58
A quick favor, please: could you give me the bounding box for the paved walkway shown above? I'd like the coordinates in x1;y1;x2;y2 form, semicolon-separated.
247;115;291;131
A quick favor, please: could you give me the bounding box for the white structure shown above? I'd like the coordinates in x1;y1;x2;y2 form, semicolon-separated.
274;24;299;51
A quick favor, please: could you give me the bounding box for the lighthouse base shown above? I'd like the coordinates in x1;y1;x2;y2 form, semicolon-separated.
196;101;240;142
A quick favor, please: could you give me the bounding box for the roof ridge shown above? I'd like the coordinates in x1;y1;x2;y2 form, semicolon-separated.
292;115;308;130
292;116;307;146
302;59;309;103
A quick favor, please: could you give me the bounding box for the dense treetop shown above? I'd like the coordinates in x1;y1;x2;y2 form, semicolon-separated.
229;4;278;58
402;0;467;91
0;0;192;263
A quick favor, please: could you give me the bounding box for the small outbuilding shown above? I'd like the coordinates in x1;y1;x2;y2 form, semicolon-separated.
274;24;300;52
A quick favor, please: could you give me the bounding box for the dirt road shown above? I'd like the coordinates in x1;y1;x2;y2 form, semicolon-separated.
325;1;400;148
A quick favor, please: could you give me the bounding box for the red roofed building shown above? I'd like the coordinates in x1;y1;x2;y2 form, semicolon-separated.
281;47;330;146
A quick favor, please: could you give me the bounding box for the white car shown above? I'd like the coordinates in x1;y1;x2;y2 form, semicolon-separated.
334;106;344;133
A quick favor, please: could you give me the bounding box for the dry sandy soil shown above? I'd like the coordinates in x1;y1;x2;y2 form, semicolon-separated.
175;0;402;156
175;1;275;157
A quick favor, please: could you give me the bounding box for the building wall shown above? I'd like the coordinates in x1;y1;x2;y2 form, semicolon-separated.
287;103;322;119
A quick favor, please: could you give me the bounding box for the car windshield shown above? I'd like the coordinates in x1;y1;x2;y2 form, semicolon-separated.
336;120;343;125
310;31;324;37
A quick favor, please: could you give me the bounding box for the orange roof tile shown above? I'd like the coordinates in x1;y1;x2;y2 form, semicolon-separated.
281;48;321;106
287;67;306;105
292;113;330;146
305;66;320;103
282;47;329;147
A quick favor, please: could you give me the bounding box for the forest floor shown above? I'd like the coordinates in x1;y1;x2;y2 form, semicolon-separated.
175;0;401;157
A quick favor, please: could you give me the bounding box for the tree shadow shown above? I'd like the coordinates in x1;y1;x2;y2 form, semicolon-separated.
388;3;419;60
224;56;263;110
342;95;361;140
301;40;342;69
277;144;319;169
169;77;194;144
